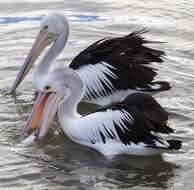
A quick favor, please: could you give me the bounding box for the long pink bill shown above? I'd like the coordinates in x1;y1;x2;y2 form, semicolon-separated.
21;91;61;141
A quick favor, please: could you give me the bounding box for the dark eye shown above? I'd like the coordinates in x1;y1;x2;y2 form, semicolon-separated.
44;25;48;30
44;85;51;91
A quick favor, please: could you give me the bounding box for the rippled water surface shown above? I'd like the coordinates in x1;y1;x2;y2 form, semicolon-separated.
0;0;194;189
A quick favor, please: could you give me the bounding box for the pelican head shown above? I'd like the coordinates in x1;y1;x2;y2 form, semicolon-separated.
10;12;69;93
21;68;84;142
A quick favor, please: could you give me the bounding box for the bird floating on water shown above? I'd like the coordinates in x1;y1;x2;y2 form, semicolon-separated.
21;68;181;159
11;12;170;105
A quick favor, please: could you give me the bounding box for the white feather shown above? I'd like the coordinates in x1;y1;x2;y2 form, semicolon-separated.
76;62;117;100
62;109;131;143
60;108;170;158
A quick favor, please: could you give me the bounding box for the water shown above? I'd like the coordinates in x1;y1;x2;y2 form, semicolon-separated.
0;0;194;189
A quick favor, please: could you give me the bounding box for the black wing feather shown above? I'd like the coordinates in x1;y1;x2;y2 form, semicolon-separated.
93;93;173;134
120;93;173;133
70;30;169;100
113;106;161;146
81;93;179;149
84;105;163;146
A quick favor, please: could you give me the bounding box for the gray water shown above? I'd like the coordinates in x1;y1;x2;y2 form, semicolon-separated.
0;0;194;189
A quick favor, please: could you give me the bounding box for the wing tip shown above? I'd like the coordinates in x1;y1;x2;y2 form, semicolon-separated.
167;140;182;150
135;81;171;92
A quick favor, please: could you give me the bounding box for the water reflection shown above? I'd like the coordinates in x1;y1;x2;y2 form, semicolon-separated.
24;139;180;189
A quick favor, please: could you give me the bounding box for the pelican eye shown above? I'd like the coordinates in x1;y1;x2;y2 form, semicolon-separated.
43;25;48;30
44;85;52;92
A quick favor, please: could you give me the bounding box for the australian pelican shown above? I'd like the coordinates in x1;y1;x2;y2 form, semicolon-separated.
21;68;181;159
11;12;170;105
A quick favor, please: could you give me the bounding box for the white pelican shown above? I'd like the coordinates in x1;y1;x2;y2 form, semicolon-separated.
11;12;170;105
21;68;181;159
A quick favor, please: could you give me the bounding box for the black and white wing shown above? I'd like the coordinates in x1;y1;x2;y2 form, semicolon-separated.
71;94;181;152
120;93;173;134
69;30;171;104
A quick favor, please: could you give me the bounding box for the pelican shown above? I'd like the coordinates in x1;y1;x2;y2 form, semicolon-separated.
11;12;170;105
21;68;181;158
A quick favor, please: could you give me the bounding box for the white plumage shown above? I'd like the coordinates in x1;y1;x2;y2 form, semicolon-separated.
76;62;117;101
62;109;133;143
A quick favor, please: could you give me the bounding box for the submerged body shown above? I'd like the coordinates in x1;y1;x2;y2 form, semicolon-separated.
11;12;170;105
21;68;181;158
